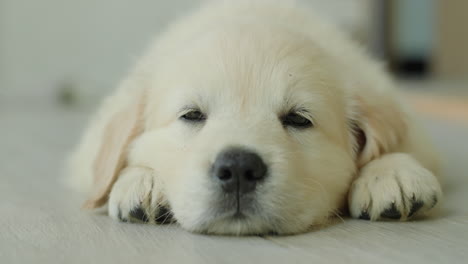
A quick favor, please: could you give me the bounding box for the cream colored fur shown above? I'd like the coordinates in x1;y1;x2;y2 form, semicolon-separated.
67;0;442;235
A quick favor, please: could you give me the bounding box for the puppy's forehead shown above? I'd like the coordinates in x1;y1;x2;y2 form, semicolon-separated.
155;27;338;114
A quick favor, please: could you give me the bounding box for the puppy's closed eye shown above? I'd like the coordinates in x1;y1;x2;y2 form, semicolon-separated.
180;107;314;130
180;109;206;123
281;112;314;129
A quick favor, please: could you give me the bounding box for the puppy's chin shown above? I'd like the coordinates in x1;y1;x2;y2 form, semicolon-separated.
180;214;290;236
180;209;324;236
173;198;322;236
186;215;274;236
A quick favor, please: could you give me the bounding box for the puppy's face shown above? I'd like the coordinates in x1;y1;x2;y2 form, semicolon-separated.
130;29;356;235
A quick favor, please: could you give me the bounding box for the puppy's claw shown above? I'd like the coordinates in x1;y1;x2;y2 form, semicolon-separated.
117;208;128;222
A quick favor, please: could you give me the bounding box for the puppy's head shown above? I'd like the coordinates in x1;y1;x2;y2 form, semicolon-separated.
85;25;406;235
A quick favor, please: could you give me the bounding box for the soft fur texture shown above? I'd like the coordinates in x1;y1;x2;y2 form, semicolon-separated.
68;0;442;235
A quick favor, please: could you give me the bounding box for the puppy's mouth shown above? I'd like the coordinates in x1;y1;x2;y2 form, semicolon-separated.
216;190;259;217
186;192;278;235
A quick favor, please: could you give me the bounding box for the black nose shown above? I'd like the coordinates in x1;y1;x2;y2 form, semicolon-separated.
212;148;268;194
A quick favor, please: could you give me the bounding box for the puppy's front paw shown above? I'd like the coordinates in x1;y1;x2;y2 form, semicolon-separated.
108;167;174;224
349;153;442;221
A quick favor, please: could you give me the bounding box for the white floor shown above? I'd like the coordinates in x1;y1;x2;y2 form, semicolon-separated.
1;101;467;264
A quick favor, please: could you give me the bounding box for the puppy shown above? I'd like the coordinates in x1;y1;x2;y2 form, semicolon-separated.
67;1;442;235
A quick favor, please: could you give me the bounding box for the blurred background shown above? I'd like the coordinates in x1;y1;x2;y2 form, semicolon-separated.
0;0;467;114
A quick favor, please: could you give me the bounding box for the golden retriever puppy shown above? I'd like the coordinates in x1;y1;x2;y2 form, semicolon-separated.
67;1;442;235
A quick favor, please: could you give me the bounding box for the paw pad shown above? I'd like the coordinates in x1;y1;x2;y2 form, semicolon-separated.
359;210;370;220
408;199;424;218
129;207;150;223
380;203;401;220
154;206;175;224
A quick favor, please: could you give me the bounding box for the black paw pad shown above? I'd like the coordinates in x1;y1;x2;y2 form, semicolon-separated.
129;207;150;223
266;231;279;236
359;211;370;220
155;206;174;224
380;203;401;220
408;200;424;218
431;195;438;209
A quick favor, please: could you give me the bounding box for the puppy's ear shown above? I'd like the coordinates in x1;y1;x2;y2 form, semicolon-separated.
349;94;407;167
72;80;146;209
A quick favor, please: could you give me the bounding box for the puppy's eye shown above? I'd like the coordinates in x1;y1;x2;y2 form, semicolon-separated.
181;110;206;122
281;112;313;128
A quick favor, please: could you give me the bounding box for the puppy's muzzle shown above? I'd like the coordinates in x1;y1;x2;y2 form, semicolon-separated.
211;148;268;195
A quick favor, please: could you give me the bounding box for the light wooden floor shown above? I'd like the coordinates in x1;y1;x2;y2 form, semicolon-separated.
403;80;468;124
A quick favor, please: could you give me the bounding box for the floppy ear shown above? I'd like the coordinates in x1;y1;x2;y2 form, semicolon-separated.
68;79;146;209
349;94;408;167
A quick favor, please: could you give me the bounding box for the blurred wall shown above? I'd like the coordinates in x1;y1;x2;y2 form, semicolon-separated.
392;0;434;61
0;0;370;104
434;0;468;79
0;0;198;103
